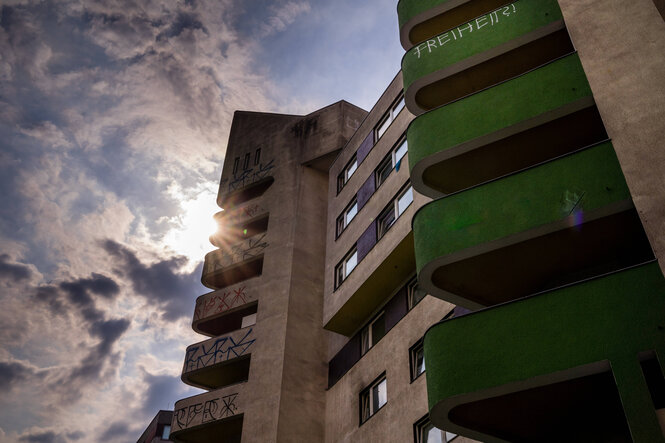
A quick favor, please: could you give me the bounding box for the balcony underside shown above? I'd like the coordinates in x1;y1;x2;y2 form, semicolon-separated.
398;0;514;50
424;262;665;443
194;303;258;337
201;256;263;290
183;356;250;391
413;142;654;309
171;415;243;443
402;0;566;115
408;53;594;198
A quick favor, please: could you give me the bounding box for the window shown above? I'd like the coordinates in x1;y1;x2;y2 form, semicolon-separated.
407;277;427;310
414;415;457;443
360;312;386;355
375;94;406;142
335;246;358;288
337;155;358;193
377;184;414;239
360;374;387;424
336;198;358;237
375;137;408;188
254;148;261;165
410;339;426;381
161;425;171;440
233;157;240;174
243;153;251;170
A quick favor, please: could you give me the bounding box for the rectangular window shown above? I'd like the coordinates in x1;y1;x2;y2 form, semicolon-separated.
336;198;358;238
254;148;261;165
243;153;251;170
410;339;426;381
335;246;358;288
360;312;386;355
360;374;387;424
377;184;414;239
375;137;408;188
161;425;171;440
414;415;457;443
407;277;427;310
233;157;240;174
337;155;358;193
374;94;405;142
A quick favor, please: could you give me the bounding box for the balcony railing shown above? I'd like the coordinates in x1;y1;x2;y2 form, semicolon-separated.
193;284;258;337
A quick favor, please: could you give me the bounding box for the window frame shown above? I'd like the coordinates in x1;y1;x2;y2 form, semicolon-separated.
233;157;240;174
374;94;405;142
377;183;414;240
414;414;458;443
409;338;426;382
407;277;427;310
337;155;358;193
243;153;251;170
360;311;386;356
254;148;261;165
335;246;358;289
375;136;408;189
336;197;358;238
360;373;388;425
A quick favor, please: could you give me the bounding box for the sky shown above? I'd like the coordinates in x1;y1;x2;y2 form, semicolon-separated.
0;1;404;441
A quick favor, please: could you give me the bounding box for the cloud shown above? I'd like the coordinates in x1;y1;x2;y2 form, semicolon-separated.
0;360;37;392
0;254;33;284
102;239;202;321
261;1;311;36
18;430;67;443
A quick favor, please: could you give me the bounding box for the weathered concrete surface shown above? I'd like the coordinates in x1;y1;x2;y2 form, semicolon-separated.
559;0;665;274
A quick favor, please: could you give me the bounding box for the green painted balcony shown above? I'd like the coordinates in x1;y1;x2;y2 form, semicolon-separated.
408;53;607;198
398;0;516;50
171;384;245;443
413;141;655;309
182;326;255;390
424;262;665;443
402;0;573;115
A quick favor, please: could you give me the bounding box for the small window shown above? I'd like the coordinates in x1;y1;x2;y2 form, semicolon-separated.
375;137;408;188
377;184;414;239
374;94;405;142
414;415;457;443
360;374;387;424
335;246;358;288
233;157;240;174
254;148;261;165
410;339;426;381
161;425;171;440
337;155;358;193
336;198;358;237
360;312;386;355
407;278;427;310
243;153;251;170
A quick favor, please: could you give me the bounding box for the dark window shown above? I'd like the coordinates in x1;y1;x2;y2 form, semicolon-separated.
410;339;425;381
414;414;457;443
233;157;240;174
407;278;427;310
335;246;358;289
361;312;386;355
337;197;359;238
377;184;414;239
254;148;261;165
375;137;408;188
337;155;358;193
243;153;251;170
360;373;387;424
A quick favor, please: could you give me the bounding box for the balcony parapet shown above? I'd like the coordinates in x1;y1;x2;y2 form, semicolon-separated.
423;262;665;442
408;53;603;198
193;284;258;336
402;0;570;115
171;383;245;441
413;141;655;309
202;233;268;289
210;203;269;248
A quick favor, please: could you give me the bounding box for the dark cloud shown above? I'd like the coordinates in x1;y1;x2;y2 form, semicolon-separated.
142;372;185;415
65;431;85;440
0;254;33;283
102;239;202;321
156;11;207;41
99;420;140;441
18;430;66;443
0;360;36;392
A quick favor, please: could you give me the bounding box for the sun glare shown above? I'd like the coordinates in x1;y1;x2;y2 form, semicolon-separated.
162;184;219;266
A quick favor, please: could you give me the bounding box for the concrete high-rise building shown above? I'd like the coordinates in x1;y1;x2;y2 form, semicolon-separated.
169;0;665;442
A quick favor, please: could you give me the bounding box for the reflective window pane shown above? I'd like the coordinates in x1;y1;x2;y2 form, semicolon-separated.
397;187;413;215
345;251;357;276
346;202;358;225
394;139;408;163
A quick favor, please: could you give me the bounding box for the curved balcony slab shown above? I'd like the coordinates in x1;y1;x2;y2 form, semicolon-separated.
413;141;655;309
202;233;268;289
182;326;255;390
398;0;514;50
408;53;605;198
424;262;665;442
402;0;570;115
171;384;245;443
210;204;269;248
193;284;258;337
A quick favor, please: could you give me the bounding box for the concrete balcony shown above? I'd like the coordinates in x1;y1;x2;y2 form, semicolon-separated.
209;203;269;248
413;141;655;309
398;0;515;50
402;0;571;115
423;262;665;442
171;383;245;443
201;233;268;290
181;326;255;390
193;283;258;337
408;53;606;198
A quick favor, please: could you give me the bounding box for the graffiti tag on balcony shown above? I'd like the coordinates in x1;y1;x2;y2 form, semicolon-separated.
174;393;239;431
195;286;249;321
221;158;275;192
205;233;268;274
412;4;518;59
184;328;255;373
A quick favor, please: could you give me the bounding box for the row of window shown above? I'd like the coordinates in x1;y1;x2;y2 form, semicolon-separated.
337;94;406;194
359;375;457;442
232;148;262;174
335;184;414;289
